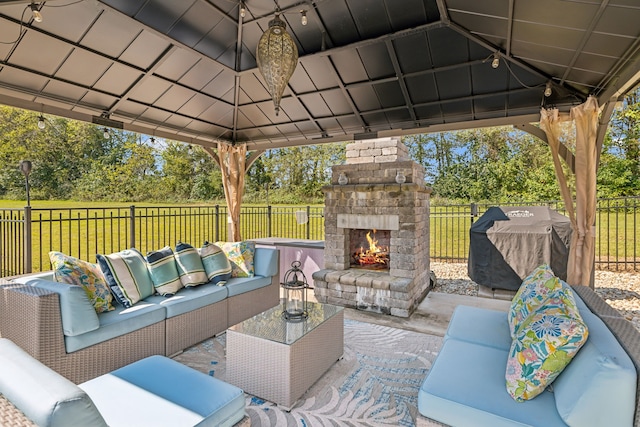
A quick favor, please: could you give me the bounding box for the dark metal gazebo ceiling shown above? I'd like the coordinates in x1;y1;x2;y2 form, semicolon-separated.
0;0;639;150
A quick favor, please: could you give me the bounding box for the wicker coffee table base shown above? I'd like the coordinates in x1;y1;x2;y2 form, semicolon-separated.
226;309;344;410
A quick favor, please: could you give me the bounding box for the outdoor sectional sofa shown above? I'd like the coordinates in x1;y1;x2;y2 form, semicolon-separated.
0;246;279;384
418;266;640;427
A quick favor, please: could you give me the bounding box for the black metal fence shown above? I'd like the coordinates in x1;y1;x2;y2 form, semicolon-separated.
1;198;638;276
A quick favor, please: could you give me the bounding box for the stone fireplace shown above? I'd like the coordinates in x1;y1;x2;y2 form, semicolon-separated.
312;137;432;317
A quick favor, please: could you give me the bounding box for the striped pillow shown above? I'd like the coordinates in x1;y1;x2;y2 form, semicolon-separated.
200;241;232;285
146;246;183;296
96;248;154;308
175;242;208;287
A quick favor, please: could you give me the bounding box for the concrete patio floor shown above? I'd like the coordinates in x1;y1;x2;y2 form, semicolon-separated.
343;291;512;336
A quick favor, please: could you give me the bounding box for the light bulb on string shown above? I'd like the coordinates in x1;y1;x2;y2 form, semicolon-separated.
37;115;45;129
240;2;245;18
301;10;307;25
30;2;42;22
491;53;500;69
544;81;553;97
103;128;110;139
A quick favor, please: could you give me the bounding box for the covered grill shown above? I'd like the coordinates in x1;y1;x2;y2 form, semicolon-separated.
468;206;572;290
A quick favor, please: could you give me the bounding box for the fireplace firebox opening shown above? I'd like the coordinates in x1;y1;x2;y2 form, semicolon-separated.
349;229;390;270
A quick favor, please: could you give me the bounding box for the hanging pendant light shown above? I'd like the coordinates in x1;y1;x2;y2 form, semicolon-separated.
256;13;298;116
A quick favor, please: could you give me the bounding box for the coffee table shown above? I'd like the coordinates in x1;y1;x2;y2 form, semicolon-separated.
226;301;344;409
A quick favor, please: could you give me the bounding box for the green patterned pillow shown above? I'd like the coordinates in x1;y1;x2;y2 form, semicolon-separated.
200;241;232;285
508;264;562;337
96;248;154;308
49;251;114;314
215;241;255;278
146;246;183;296
505;286;588;401
175;242;208;287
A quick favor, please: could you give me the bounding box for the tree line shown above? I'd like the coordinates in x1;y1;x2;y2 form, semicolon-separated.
0;87;637;205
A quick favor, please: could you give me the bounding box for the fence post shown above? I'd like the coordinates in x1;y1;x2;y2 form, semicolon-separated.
306;205;311;240
129;205;136;249
267;205;272;237
24;206;32;273
215;205;220;242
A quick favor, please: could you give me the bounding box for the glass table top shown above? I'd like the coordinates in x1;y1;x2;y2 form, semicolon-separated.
228;301;343;345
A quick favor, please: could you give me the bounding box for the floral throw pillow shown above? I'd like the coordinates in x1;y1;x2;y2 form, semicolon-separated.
505;286;588;401
49;251;114;313
508;264;563;337
215;241;255;278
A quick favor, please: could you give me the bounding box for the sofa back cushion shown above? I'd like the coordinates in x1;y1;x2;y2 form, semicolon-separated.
200;242;232;285
96;249;154;308
146;246;183;296
553;308;636;427
174;242;208;287
506;285;588;401
508;264;563;337
0;338;108;427
254;247;278;278
14;278;100;337
49;251;114;314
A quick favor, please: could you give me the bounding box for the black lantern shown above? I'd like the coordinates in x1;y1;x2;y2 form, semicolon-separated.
281;260;308;321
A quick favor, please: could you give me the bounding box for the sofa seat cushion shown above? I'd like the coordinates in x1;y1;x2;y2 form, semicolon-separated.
144;284;228;318
419;338;567;427
0;338;107;427
225;276;272;297
65;301;166;353
445;305;512;351
79;355;245;427
553;308;636;427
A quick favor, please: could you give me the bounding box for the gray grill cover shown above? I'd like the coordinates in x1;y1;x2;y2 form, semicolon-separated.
468;206;572;290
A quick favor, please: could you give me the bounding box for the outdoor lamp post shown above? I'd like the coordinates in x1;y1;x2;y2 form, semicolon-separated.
19;160;32;207
281;260;308;321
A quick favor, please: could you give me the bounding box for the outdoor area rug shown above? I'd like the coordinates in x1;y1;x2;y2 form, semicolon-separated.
173;319;443;426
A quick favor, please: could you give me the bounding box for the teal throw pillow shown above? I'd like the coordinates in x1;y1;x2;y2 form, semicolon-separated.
96;248;154;308
146;246;183;296
200;241;232;285
175;242;208;287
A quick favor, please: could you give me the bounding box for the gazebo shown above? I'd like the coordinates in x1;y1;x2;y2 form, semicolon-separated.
0;0;639;285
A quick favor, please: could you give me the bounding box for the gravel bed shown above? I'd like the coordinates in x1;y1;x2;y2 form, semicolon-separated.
431;262;640;331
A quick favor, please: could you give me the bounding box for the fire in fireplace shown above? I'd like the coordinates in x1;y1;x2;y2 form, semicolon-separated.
350;229;390;270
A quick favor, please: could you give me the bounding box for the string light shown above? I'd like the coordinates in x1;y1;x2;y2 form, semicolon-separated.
240;2;245;18
30;2;43;22
37;115;45;129
491;53;500;69
301;10;308;26
103;128;110;139
544;81;553;97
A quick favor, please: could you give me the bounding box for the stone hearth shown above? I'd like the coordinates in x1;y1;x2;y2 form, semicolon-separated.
313;137;432;317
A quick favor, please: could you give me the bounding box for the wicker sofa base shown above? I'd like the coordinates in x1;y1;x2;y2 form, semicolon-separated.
0;274;280;384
